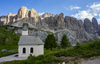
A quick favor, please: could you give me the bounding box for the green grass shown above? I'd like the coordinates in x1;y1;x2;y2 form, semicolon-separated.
0;25;20;58
0;46;18;58
55;40;100;58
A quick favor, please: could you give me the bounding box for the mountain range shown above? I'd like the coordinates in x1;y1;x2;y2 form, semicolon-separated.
0;6;100;45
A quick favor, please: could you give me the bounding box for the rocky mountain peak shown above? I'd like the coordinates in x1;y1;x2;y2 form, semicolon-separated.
84;18;94;33
17;6;30;19
84;18;99;35
59;13;63;18
20;6;27;10
31;8;37;13
42;13;54;18
30;8;39;18
8;13;16;16
92;17;98;31
84;18;91;23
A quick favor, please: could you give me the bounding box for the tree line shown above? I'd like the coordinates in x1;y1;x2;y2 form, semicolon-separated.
44;34;71;50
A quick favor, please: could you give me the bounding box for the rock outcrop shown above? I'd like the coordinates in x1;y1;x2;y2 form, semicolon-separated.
84;18;99;36
41;13;65;29
92;18;98;32
17;6;30;19
0;6;41;25
42;13;54;18
84;18;94;34
7;13;16;24
0;16;7;24
65;16;84;30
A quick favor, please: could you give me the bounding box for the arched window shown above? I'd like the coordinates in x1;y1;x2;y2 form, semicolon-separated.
30;47;33;53
23;48;26;54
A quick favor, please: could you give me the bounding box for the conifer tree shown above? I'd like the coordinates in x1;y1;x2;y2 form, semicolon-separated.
44;34;57;50
61;34;70;48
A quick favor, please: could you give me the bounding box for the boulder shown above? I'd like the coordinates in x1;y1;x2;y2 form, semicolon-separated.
1;49;7;52
8;50;14;52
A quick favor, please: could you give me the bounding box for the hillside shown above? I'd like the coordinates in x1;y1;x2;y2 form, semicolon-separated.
0;25;20;57
3;40;100;64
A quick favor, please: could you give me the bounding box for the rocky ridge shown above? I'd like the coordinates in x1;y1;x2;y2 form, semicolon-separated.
0;6;41;25
0;6;100;45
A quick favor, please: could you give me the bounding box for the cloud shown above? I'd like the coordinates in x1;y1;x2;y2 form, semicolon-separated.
90;2;100;10
72;10;93;20
97;19;100;24
39;12;45;16
72;3;100;21
69;5;81;10
99;14;100;17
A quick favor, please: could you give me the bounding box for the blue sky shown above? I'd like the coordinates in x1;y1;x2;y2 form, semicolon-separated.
0;0;100;23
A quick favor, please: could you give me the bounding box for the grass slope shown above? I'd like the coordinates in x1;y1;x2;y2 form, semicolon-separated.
3;40;100;64
55;40;100;58
0;25;20;57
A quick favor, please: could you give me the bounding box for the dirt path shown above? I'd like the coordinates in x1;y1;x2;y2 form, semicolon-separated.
0;54;27;63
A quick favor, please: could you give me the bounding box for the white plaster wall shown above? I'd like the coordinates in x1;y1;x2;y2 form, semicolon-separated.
37;45;44;55
22;30;28;35
18;45;44;57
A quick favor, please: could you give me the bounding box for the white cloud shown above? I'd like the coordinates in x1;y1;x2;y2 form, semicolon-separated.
69;5;81;10
98;14;100;17
72;3;100;21
90;2;100;10
97;19;100;24
87;5;89;7
72;10;93;20
39;12;45;16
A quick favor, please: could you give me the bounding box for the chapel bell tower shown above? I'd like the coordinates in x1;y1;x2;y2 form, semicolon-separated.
22;23;28;35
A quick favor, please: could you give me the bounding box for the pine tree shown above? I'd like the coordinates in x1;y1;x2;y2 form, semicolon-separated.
44;34;57;50
61;34;70;48
76;42;80;46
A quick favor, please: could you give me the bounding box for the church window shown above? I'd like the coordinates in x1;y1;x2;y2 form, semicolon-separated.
30;47;33;53
23;48;26;53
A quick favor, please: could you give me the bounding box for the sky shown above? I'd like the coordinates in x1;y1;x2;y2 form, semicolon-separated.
0;0;100;23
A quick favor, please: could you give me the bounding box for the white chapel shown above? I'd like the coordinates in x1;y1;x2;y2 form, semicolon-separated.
17;22;44;57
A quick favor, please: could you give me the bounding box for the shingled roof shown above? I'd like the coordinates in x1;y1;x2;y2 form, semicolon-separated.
18;35;44;45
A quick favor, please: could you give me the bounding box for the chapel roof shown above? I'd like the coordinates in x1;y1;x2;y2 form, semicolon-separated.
18;35;44;45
